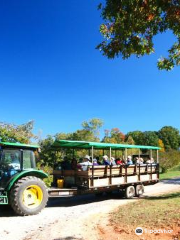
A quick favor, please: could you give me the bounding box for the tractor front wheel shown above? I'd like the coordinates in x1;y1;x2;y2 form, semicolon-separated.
10;176;48;216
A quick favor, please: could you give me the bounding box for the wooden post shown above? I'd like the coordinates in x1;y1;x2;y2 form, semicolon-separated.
91;165;94;187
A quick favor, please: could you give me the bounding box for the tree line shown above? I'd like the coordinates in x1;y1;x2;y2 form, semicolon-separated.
0;118;180;171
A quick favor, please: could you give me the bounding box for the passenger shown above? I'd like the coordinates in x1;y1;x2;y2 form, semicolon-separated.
127;156;133;165
146;157;154;164
116;158;123;165
61;160;71;170
96;156;102;165
135;157;141;165
135;157;144;165
93;158;99;166
110;157;116;166
71;158;77;170
102;155;110;165
150;157;154;163
139;158;144;164
78;155;92;171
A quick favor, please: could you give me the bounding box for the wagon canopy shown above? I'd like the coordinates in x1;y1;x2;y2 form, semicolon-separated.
52;140;160;150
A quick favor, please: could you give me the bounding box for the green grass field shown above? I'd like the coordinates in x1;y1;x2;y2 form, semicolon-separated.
160;164;180;180
160;171;180;180
112;192;180;228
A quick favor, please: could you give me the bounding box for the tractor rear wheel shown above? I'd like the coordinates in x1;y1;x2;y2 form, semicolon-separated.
10;176;48;216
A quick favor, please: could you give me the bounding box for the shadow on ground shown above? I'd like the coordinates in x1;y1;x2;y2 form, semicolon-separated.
0;178;179;217
145;191;180;201
0;191;132;217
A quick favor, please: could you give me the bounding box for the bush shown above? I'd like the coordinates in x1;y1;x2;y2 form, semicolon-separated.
159;150;180;173
37;162;53;187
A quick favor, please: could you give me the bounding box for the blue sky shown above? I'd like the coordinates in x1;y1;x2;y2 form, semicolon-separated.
0;1;179;139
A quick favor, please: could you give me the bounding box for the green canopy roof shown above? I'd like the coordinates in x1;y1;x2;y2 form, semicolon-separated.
52;140;160;150
0;141;39;149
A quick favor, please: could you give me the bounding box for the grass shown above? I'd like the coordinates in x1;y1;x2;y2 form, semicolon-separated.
160;171;180;180
112;192;180;228
159;164;180;180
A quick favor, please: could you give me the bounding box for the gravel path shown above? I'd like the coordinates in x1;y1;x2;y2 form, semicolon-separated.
0;178;180;240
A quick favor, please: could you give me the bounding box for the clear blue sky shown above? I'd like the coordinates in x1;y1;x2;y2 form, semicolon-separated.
0;1;180;138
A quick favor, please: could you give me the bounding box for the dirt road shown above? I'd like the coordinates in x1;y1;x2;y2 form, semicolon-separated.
0;178;180;240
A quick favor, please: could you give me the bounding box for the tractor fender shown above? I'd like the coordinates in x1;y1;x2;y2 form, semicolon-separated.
5;170;48;192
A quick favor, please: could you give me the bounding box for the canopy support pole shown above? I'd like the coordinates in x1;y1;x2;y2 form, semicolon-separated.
110;147;112;161
91;146;94;163
156;150;159;163
138;149;141;159
125;148;127;162
150;149;152;159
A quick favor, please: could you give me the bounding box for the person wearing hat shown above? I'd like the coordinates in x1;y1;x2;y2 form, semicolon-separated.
78;155;92;171
127;155;133;165
102;155;110;165
93;158;99;166
110;157;116;166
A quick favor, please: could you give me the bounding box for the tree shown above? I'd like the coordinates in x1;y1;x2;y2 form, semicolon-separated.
142;131;159;146
158;126;180;150
125;131;144;145
159;150;180;172
0;121;36;143
39;133;72;167
39;119;104;166
102;128;125;143
126;135;135;145
158;139;165;152
82;118;103;140
97;0;180;70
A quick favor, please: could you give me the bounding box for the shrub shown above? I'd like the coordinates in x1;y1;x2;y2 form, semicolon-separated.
159;150;180;173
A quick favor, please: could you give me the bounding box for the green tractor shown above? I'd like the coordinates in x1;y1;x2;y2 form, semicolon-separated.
0;142;48;216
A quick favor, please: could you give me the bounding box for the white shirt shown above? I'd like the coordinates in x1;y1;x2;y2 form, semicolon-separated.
79;161;92;171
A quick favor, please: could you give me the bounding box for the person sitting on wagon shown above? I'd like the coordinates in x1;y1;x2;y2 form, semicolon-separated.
78;155;92;171
146;157;154;164
102;155;110;165
116;158;124;165
140;158;144;164
96;156;102;165
71;158;77;170
127;156;133;165
135;157;144;165
110;157;116;166
93;158;99;166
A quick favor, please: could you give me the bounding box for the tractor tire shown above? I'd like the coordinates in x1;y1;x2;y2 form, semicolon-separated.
10;176;48;216
135;184;144;197
125;186;135;199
